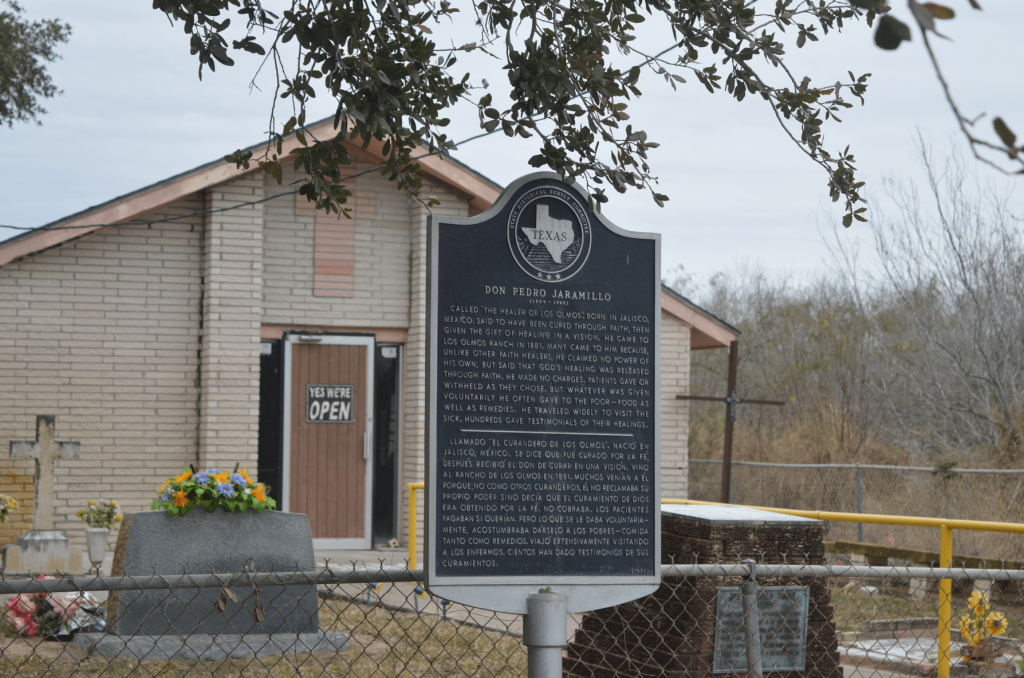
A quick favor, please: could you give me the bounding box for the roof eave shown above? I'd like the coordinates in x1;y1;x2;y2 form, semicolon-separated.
660;284;739;350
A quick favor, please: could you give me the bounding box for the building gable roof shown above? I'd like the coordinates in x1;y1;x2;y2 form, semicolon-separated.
0;118;502;267
0;124;737;350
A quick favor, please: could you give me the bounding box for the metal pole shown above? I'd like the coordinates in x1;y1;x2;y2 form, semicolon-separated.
741;559;763;678
937;526;953;678
407;482;421;569
855;464;863;543
523;589;568;678
720;340;739;504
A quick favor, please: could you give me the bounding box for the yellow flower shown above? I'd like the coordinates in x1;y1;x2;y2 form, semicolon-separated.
239;468;252;484
967;590;990;616
985;611;1007;636
960;617;978;639
159;481;170;493
110;500;118;507
212;471;231;485
174;470;192;484
87;500;97;506
252;484;266;502
173;490;189;509
114;514;123;523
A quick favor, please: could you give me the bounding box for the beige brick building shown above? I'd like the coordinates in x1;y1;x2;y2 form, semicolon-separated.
0;120;737;552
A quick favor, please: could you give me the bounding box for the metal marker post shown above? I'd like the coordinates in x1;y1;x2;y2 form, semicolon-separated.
523;590;568;678
741;559;763;678
855;464;864;542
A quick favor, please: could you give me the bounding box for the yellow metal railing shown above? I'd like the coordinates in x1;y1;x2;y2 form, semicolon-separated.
663;498;1024;678
407;482;424;569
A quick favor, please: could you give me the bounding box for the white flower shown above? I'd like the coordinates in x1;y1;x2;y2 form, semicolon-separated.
244;488;252;495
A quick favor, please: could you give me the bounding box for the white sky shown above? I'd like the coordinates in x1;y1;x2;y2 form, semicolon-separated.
2;1;1021;289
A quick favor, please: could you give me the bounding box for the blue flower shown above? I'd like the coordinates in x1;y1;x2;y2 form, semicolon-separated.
194;471;211;485
161;491;172;502
215;482;234;498
229;473;246;485
209;468;221;475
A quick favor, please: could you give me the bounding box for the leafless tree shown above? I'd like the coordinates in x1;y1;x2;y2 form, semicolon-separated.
679;143;1024;470
851;144;1024;465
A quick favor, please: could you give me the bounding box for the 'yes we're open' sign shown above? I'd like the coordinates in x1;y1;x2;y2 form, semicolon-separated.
306;384;354;423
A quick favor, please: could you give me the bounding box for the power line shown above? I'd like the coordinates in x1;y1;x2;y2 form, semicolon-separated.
0;40;685;236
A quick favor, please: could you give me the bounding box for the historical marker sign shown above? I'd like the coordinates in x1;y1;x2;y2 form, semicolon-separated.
713;586;810;673
425;173;661;614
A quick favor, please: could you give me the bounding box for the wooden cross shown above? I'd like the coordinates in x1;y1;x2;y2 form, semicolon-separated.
676;341;785;504
10;415;80;532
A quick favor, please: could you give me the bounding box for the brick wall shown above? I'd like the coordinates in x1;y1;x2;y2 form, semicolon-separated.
0;199;204;547
198;173;264;471
661;313;692;500
262;165;413;328
401;182;470;551
0;162;697;557
0;465;36;545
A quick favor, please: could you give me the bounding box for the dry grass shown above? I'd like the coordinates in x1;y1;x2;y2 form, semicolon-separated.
831;585;942;634
5;584;1024;676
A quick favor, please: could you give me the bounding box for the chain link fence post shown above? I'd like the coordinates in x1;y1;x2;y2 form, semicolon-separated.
740;559;764;678
855;463;863;542
523;589;568;678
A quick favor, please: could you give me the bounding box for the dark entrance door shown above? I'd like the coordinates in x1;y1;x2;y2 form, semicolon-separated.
261;334;404;549
372;344;402;545
258;340;284;503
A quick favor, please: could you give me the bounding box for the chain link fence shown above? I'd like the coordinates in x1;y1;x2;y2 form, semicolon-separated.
688;461;1024;561
2;561;1023;678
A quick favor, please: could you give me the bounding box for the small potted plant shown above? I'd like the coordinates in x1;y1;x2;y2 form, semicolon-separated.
0;493;19;523
76;499;122;573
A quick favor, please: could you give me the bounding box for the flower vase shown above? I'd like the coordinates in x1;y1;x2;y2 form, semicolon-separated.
85;527;110;573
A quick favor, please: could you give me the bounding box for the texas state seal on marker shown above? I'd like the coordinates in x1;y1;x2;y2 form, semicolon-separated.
507;185;592;282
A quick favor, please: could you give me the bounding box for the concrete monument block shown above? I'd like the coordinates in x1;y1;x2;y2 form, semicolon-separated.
1;531;83;575
75;509;347;660
564;505;842;678
106;510;321;636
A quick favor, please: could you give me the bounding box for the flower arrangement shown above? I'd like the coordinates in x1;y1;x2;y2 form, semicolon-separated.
0;494;18;523
3;576;85;637
76;499;122;529
959;590;1007;658
151;464;276;517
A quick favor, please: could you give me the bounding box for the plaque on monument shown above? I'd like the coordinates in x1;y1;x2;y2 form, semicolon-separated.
713;586;810;673
425;173;661;614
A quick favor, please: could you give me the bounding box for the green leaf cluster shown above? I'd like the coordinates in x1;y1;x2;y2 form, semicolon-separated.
155;0;884;221
0;1;70;127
